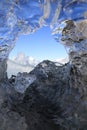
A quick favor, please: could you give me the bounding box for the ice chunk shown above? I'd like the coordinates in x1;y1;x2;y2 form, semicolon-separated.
13;72;36;93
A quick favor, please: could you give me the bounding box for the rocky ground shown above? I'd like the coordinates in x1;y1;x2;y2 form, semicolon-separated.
0;57;87;130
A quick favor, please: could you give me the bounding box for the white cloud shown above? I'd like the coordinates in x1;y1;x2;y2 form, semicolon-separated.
7;52;39;78
11;52;39;66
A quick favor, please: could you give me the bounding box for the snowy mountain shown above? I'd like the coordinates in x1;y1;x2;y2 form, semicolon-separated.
7;52;68;78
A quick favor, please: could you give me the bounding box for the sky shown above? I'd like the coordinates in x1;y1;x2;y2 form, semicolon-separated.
9;26;67;61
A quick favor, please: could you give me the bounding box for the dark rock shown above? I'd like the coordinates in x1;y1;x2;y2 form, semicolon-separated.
1;59;87;130
0;59;7;81
0;81;27;130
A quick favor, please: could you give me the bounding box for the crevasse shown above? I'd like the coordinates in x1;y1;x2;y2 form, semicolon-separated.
0;0;87;80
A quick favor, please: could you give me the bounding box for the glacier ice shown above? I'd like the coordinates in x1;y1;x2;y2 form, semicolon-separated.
0;0;87;80
13;72;36;93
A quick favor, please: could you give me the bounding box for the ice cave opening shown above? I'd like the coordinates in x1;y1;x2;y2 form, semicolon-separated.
7;26;67;78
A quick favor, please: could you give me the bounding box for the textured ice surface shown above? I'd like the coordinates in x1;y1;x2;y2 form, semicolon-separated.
0;0;87;61
13;72;36;93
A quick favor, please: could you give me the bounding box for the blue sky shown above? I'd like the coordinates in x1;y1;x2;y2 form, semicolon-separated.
10;26;67;61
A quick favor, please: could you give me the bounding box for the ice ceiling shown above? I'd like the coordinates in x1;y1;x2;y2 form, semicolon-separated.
1;0;87;61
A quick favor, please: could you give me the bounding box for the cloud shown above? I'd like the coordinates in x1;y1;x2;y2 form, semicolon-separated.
11;52;39;66
7;52;39;78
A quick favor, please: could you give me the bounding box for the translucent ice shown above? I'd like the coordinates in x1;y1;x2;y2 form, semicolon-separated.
0;0;87;79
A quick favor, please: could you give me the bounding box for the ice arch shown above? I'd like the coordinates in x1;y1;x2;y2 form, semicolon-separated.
0;0;87;80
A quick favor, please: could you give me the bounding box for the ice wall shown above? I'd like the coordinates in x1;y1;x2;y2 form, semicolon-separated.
0;0;87;80
0;0;61;60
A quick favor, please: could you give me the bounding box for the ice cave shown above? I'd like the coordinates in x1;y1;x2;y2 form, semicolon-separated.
1;0;87;130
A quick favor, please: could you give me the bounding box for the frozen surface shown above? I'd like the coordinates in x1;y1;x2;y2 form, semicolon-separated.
12;72;36;93
1;0;87;61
